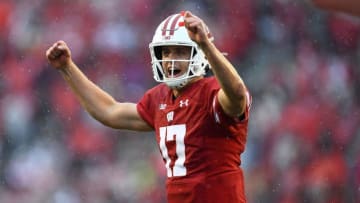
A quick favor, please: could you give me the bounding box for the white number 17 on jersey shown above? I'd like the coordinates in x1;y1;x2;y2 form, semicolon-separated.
159;124;187;177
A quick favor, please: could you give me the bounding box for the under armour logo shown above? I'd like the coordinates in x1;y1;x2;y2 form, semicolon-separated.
179;99;189;107
167;111;174;122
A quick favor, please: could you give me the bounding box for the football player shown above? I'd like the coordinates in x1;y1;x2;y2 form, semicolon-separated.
46;11;251;203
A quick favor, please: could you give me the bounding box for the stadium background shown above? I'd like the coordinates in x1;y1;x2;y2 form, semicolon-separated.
0;0;360;202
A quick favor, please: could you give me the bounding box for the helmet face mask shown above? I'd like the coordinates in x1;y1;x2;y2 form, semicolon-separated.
149;13;209;89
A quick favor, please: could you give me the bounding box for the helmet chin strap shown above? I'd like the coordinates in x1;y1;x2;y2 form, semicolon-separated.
165;78;189;89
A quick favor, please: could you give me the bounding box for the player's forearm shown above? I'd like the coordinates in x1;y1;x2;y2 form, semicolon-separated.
59;61;117;124
200;41;247;102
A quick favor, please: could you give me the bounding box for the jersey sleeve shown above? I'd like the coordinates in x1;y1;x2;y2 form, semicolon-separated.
210;86;252;125
136;90;155;129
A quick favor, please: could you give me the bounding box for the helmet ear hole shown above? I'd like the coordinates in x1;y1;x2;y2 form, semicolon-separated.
192;49;197;57
154;46;162;59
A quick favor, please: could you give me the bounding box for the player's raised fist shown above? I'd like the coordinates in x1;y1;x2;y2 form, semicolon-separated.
183;11;212;47
46;40;72;69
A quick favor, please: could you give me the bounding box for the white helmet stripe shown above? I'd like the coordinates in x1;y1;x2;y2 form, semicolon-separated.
169;14;182;35
162;14;181;36
161;15;173;36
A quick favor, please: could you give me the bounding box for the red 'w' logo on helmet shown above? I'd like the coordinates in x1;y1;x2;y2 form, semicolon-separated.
161;14;182;37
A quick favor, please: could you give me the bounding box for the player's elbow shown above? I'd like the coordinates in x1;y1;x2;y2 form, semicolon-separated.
84;103;117;128
231;83;248;116
232;82;247;102
221;87;247;118
87;109;112;127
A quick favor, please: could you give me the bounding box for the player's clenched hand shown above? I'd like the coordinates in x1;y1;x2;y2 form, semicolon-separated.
46;40;72;70
183;11;212;47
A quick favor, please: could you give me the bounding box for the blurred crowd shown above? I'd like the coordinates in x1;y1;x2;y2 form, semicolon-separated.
0;0;360;202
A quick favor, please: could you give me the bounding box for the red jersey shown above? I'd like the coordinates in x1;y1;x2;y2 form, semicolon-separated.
137;77;251;203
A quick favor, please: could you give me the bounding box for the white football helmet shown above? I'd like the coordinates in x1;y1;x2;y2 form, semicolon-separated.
149;12;211;89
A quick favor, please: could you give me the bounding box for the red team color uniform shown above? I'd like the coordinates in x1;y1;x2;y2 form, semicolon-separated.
137;77;251;203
